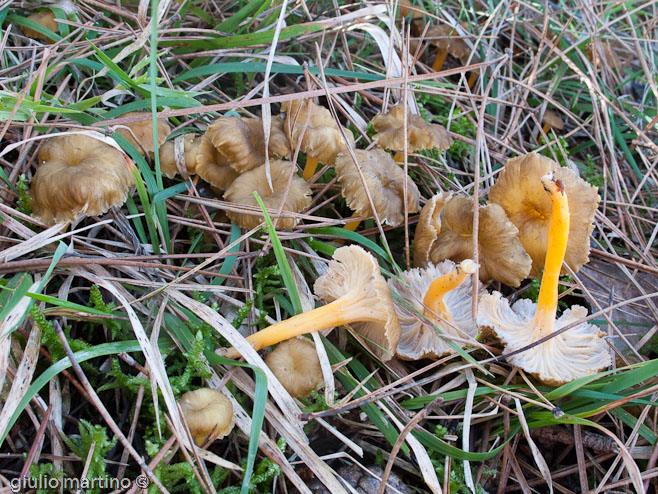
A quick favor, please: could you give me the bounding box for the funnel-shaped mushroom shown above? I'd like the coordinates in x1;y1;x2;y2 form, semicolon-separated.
220;245;402;361
335;148;420;228
195;133;240;190
413;192;448;267
207;116;290;173
488;152;599;277
223;160;311;230
478;173;611;385
265;338;324;397
115;112;171;156
21;10;58;42
419;193;531;287
179;388;235;445
159;134;200;179
426;23;479;87
371;105;453;162
541;111;564;136
281;99;355;180
389;259;480;360
30;134;134;225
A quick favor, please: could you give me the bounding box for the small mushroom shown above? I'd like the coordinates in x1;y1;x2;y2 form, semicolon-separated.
159;134;201;178
115;112;171;156
478;173;611;385
220;245;402;362
265;338;324;397
389;259;480;360
281;99;355;180
419;193;532;287
540;110;564;143
30;134;134;225
488;152;599;277
371;105;453;162
20;10;58;42
195;133;240;190
413;192;448;267
335;148;420;230
426;23;479;87
179;388;235;445
206;116;290;173
223;160;311;230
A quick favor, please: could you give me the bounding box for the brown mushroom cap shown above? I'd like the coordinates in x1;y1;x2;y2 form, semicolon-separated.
179;388;235;444
223;160;311;230
281;99;354;165
265;338;324;397
21;10;58;41
314;245;402;361
413;192;449;267
335;148;420;227
207;116;290;173
427;194;532;287
478;293;611;386
30;134;134;225
195;133;240;190
389;259;480;360
426;23;476;64
542;110;565;131
159;134;200;178
115;112;171;156
488;152;599;277
372;104;453;154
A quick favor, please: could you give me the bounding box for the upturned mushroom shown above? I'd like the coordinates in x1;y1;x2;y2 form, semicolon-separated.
220;245;402;362
223;160;311;230
206;116;290;173
21;10;58;42
265;338;324;397
478;173;611;385
426;23;479;87
371;105;453;162
195;133;240;190
389;259;480;360
335;148;420;230
159;134;201;179
30;134;134;225
178;388;235;445
281;99;355;180
416;193;532;287
115;112;171;156
488;152;599;277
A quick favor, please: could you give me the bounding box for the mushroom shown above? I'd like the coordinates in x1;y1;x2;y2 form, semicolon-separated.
178;388;235;445
195;133;240;190
389;259;480;360
413;192;448;267
159;134;200;179
220;245;402;362
206;116;290;173
418;193;531;287
426;23;479;87
334;148;420;230
281;99;355;181
115;112;171;156
30;134;134;225
540;110;564;142
371;105;453;162
477;173;611;385
265;338;324;397
223;160;311;230
20;10;58;42
488;152;599;277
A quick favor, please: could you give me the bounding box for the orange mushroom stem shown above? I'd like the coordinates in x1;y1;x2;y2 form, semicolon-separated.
423;259;478;323
303;156;320;181
432;48;448;72
531;173;569;336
